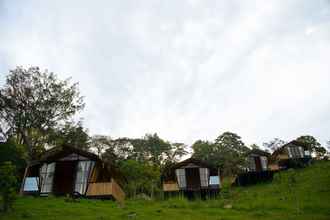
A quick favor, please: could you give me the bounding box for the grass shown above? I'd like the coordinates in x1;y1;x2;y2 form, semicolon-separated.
1;161;330;220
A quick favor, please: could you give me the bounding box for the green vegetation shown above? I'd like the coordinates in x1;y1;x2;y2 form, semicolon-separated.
0;162;17;212
1;161;329;220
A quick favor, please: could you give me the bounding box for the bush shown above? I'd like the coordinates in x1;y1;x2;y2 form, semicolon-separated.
0;161;17;212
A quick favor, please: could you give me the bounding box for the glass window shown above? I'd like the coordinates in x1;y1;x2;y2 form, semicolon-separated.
209;176;220;185
288;146;304;158
40;163;55;194
24;177;39;191
199;168;209;187
74;161;95;195
249;157;256;171
175;169;186;189
260;156;268;170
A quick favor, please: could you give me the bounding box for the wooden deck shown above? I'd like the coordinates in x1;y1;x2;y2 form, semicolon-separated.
86;179;125;203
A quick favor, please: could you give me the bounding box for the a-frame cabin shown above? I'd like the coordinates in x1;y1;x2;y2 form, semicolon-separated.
21;146;125;203
162;158;221;199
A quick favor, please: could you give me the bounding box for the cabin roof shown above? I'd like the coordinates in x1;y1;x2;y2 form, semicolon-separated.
37;145;100;163
271;140;309;157
170;157;215;170
162;157;217;180
247;148;271;157
28;145;127;185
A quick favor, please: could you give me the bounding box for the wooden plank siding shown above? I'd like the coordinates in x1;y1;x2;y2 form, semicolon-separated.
111;179;125;203
86;179;125;203
163;181;179;192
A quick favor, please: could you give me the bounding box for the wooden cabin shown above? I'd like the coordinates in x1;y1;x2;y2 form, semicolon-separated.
235;149;273;186
162;158;221;199
21;146;125;203
269;140;312;170
246;149;270;172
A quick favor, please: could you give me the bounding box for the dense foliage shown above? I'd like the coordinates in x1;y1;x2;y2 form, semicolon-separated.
296;135;327;157
0;162;17;212
193;132;249;176
0;66;84;161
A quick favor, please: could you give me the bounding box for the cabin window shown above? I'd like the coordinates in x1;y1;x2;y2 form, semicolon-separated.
199;168;209;187
248;157;256;171
23;177;39;191
40;163;55;194
260;156;268;170
175;169;186;189
209;176;220;185
288;146;304;158
74;161;95;195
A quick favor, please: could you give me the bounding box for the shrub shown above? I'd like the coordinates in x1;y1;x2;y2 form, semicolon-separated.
0;161;17;212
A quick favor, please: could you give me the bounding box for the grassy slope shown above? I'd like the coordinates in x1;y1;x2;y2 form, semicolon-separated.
1;161;330;220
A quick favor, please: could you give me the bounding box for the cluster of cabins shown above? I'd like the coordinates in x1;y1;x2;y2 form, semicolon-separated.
21;140;312;202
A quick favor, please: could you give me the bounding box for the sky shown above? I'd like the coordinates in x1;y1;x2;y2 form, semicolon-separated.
0;0;330;148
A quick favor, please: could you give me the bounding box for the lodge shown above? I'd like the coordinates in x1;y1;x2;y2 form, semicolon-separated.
21;146;125;203
246;148;270;172
235;149;273;186
162;158;221;199
269;140;312;170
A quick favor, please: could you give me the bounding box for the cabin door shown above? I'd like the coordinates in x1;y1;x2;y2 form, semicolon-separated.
185;168;201;190
254;157;262;172
53;161;76;195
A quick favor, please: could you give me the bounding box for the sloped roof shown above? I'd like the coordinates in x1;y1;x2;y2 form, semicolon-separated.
248;148;271;157
162;157;217;180
28;145;127;185
271;140;309;157
170;157;215;170
39;145;100;162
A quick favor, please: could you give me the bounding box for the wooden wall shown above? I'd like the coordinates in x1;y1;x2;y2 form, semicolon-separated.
86;179;125;203
163;181;179;192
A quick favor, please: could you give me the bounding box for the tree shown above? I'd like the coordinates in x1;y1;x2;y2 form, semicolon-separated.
192;140;216;162
192;132;249;176
250;144;261;150
130;133;172;166
0;162;17;212
101;137;134;167
49;121;90;150
263;138;287;153
296;135;326;157
214;132;249;176
90;135;111;158
0;66;84;161
163;142;188;166
0;140;26;176
118;159;160;199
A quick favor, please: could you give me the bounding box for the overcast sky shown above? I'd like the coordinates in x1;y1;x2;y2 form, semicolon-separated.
1;0;330;147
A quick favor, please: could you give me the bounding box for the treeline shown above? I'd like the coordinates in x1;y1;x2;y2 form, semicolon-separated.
0;67;329;203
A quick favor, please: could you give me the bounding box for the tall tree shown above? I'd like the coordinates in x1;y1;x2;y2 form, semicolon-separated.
0;66;84;161
263;138;287;152
130;133;172;166
296;135;326;157
102;137;133;166
192;132;249;176
192;140;216;162
90;135;111;158
250;144;261;150
49;121;90;150
163;142;188;166
214;132;249;176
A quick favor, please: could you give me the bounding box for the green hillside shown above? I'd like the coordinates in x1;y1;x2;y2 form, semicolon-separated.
1;161;330;220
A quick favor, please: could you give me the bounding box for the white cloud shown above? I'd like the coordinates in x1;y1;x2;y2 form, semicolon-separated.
0;0;330;146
